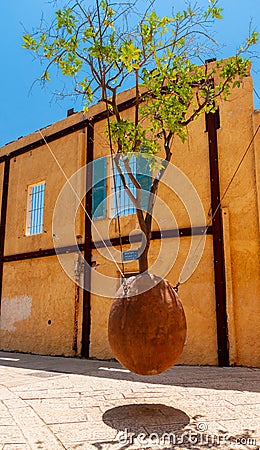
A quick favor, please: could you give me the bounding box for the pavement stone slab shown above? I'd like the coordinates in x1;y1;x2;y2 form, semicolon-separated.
0;425;27;445
3;446;31;450
0;351;259;450
25;398;88;425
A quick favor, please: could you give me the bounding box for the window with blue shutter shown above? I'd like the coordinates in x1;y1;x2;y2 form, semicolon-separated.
136;155;152;212
111;154;152;217
111;156;136;217
92;157;107;220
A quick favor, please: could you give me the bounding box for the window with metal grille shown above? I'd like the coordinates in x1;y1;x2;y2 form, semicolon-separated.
26;182;46;235
92;157;107;220
111;155;152;217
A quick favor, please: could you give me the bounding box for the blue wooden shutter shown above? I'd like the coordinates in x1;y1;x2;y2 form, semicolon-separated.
136;155;152;212
92;157;107;220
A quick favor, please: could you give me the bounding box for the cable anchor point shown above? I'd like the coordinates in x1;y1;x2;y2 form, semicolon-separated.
173;282;180;293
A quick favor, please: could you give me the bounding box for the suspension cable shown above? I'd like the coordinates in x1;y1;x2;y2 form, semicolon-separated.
174;123;260;289
95;0;128;293
105;99;127;279
38;128;126;280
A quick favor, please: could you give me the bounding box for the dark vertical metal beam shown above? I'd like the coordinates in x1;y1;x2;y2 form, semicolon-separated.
81;121;94;358
206;111;229;366
0;157;10;310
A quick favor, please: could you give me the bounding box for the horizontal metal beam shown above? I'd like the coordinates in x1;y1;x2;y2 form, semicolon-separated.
0;94;142;164
94;226;212;248
3;226;212;263
0;120;89;164
3;244;83;262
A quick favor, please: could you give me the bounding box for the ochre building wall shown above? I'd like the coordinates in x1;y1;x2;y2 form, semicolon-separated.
1;256;76;355
0;72;259;366
0;116;87;356
217;77;260;367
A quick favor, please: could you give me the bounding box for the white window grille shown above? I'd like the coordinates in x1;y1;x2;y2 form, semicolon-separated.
26;182;46;235
110;155;137;217
110;154;152;218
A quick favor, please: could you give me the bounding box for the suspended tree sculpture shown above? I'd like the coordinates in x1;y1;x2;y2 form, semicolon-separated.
23;0;258;374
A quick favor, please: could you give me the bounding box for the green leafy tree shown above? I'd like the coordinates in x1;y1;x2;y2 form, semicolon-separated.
23;0;258;273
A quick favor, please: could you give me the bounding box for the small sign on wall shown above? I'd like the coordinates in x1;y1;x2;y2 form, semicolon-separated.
122;250;139;262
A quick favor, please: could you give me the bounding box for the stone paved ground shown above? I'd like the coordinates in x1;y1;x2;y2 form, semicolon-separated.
0;351;259;450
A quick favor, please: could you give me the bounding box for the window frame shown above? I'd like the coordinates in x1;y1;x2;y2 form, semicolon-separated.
26;181;46;236
110;155;137;218
109;154;152;218
92;156;108;221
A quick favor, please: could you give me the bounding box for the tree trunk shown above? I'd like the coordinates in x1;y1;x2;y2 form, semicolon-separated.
138;236;150;273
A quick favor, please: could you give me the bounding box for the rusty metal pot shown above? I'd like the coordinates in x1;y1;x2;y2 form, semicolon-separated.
108;273;187;375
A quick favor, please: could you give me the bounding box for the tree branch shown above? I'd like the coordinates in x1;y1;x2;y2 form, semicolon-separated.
113;154;137;208
118;155;147;233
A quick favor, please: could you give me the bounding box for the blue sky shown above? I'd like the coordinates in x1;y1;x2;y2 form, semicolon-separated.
0;0;259;148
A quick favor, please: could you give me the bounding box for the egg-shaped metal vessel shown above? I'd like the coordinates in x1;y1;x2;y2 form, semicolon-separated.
108;274;187;375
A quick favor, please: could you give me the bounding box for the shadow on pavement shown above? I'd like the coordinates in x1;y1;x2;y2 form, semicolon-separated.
0;351;259;393
93;403;190;449
93;404;257;449
103;403;190;433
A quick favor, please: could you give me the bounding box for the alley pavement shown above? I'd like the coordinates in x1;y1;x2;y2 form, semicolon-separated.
0;351;259;450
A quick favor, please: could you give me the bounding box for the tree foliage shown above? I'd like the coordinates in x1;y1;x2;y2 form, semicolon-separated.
22;0;258;272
